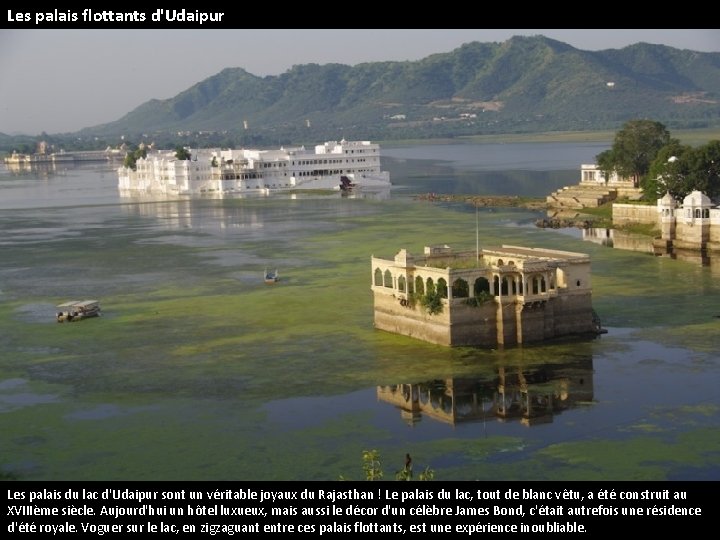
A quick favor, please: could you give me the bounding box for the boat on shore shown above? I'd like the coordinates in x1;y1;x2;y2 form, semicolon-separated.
264;269;279;284
56;300;101;322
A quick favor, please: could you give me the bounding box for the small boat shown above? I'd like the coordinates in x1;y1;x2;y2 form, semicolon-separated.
56;300;101;322
339;175;356;193
264;269;279;284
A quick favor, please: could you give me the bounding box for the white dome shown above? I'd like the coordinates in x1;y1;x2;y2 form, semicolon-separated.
682;190;712;208
659;192;676;207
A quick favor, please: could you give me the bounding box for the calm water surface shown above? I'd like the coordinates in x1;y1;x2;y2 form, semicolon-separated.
1;142;718;480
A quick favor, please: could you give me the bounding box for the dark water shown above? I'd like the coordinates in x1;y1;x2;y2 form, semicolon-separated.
383;141;608;197
1;143;718;481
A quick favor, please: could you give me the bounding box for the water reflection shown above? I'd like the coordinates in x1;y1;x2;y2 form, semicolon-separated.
4;161;67;178
583;228;718;273
377;356;593;427
119;195;263;230
117;191;383;237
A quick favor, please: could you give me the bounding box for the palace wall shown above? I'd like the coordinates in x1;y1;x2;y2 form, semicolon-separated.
612;204;658;225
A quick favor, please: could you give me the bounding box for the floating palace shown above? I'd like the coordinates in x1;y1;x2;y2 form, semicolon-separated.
118;140;390;195
371;244;600;347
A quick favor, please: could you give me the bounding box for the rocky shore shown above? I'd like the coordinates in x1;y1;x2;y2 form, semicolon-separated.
414;193;546;209
414;193;603;229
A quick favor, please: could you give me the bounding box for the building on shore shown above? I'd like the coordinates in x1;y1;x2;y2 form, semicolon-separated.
117;140;390;196
547;164;642;210
613;190;720;252
371;244;601;347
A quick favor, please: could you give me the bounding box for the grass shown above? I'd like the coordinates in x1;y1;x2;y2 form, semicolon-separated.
615;222;660;236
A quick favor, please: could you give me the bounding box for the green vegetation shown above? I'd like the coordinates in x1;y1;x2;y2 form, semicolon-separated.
644;140;720;200
465;291;494;307
615;222;660;236
597;120;720;201
175;146;191;160
3;36;712;146
353;450;434;481
597;120;671;182
420;290;444;315
122;144;147;171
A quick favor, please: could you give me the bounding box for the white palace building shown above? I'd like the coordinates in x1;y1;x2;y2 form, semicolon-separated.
118;140;390;195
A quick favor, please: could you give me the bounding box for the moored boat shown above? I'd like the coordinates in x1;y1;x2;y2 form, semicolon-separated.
56;300;101;322
264;269;279;284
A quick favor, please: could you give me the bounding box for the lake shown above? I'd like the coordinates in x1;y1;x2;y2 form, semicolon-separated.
1;141;718;480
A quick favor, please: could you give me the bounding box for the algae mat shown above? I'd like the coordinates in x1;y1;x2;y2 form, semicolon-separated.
0;165;718;480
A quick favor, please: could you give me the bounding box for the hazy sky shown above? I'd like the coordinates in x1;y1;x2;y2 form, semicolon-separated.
1;29;719;135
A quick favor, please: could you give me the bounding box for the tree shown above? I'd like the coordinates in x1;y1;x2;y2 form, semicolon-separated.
175;146;192;160
123;144;147;171
687;140;720;200
643;141;693;200
596;120;671;184
644;139;720;201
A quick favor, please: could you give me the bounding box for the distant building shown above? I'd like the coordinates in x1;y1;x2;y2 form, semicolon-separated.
547;164;643;209
371;244;600;347
118;140;390;195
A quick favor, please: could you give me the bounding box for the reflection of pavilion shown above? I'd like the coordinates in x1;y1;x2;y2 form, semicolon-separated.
377;357;593;427
583;228;718;274
4;160;62;177
118;195;266;230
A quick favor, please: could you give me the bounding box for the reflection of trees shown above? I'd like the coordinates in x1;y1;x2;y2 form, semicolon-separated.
377;357;593;427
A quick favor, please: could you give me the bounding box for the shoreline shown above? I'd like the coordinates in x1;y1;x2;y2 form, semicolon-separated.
414;193;622;231
414;193;546;209
380;127;720;147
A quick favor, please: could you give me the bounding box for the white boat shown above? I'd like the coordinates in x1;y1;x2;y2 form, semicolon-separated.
56;300;101;322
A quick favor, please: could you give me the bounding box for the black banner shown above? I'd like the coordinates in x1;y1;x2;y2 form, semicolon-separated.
1;11;693;29
2;481;713;536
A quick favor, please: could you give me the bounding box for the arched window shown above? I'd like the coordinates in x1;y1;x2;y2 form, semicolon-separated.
452;278;469;298
374;268;383;286
497;259;504;267
540;277;546;293
533;276;539;295
425;277;435;295
383;269;393;288
493;275;500;296
437;278;448;298
407;278;414;294
703;209;710;218
511;279;517;295
415;276;425;295
474;277;490;296
398;275;406;293
501;277;509;296
695;208;702;218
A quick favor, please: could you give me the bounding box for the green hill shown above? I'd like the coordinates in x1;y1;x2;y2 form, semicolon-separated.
70;35;720;142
